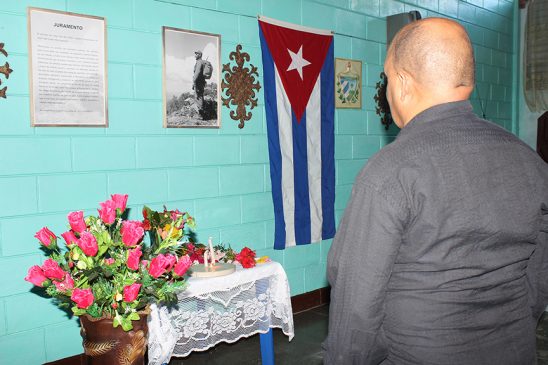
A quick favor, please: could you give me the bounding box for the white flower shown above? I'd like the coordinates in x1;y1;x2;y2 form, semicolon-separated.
211;310;238;334
183;311;210;338
242;298;266;322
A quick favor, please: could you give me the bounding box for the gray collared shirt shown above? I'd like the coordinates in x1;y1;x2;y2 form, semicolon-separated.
324;101;548;365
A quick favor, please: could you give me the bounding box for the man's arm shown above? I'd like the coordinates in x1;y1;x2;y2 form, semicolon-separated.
527;205;548;323
193;60;203;83
323;182;407;364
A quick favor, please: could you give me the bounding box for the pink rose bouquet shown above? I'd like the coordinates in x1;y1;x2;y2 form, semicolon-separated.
24;195;196;331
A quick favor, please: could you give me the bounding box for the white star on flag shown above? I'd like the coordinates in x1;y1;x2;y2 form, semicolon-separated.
287;45;311;80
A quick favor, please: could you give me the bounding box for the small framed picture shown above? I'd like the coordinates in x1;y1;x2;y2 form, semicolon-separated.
335;58;362;109
162;27;221;128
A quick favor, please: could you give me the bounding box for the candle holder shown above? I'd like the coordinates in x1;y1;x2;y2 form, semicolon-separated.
190;237;236;277
189;262;236;278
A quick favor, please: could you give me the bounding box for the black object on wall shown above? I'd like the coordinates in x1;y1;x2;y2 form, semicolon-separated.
386;11;422;47
537;111;548;163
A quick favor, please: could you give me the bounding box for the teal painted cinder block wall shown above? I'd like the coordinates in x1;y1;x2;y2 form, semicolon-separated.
0;0;517;363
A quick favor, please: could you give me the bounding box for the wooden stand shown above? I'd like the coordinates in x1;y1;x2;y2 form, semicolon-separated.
189;262;236;278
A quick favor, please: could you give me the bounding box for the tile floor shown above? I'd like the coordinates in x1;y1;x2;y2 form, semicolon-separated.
169;306;548;365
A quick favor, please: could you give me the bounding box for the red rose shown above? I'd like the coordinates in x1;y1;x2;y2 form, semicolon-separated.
191;247;206;264
78;231;98;256
239;247;256;258
121;220;144;247
71;288;94;309
41;259;66;280
236;247;256;268
54;274;74;292
173;255;192;276
127;246;142;271
148;254;169;278
164;254;177;271
61;230;78;247
242;256;256;268
98;199;117;225
25;265;48;287
34;227;57;247
123;283;141;302
111;194;128;213
67;211;86;233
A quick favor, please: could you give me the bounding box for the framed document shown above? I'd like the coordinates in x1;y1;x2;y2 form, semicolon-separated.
335;58;362;109
28;7;108;127
162;26;221;128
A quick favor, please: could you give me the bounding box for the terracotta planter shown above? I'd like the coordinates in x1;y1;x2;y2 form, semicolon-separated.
80;308;150;365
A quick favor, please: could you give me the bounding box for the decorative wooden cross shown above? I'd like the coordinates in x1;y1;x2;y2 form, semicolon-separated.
221;44;261;129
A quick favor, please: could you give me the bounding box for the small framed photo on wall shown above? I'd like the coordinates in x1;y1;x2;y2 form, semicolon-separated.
162;26;221;128
335;58;362;109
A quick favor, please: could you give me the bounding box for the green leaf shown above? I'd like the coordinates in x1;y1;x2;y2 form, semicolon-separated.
128;312;140;321
121;317;133;331
87;303;102;318
72;306;86;316
97;243;109;258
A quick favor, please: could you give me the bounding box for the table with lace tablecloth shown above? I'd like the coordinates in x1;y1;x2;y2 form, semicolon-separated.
147;261;295;365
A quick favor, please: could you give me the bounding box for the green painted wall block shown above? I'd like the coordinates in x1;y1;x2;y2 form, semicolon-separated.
137;136;193;169
44;321;82;362
0;177;38;217
0;328;46;364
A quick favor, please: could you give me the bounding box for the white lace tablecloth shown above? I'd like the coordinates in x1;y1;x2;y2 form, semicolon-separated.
147;261;294;365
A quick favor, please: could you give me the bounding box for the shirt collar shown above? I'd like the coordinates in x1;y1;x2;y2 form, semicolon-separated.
399;100;474;134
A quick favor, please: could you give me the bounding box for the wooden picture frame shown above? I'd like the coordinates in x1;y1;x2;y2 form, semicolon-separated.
28;7;108;127
335;58;362;109
162;26;221;128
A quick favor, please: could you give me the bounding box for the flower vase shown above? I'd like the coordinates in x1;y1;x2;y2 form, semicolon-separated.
80;307;150;365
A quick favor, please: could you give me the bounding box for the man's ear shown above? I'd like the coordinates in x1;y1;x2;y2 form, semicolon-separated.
398;71;410;102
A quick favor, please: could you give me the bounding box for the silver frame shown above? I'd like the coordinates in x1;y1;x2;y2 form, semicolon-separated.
28;7;108;127
162;26;221;128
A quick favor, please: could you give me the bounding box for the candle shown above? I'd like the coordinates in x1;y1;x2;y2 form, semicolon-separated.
203;251;209;268
208;237;215;264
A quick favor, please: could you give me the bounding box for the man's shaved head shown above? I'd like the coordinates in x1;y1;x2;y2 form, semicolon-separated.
387;18;475;89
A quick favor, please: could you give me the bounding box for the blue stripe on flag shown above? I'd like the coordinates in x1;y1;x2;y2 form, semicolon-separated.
259;27;286;249
292;111;311;245
321;40;336;239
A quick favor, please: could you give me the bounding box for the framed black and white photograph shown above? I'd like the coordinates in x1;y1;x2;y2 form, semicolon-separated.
162;27;221;128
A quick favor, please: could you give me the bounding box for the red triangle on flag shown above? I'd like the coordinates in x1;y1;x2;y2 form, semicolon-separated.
259;19;333;123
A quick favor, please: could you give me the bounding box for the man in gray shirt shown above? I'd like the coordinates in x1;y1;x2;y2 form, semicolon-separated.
324;17;548;364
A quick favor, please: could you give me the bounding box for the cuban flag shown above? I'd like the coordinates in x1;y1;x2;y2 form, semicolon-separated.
259;16;335;250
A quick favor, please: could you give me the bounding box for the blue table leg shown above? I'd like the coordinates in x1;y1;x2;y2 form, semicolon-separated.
259;328;275;365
